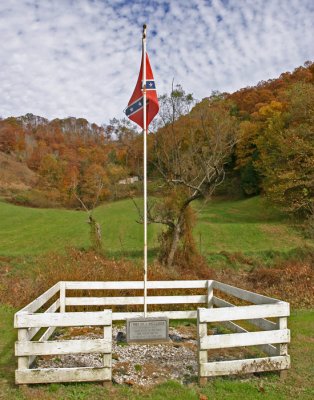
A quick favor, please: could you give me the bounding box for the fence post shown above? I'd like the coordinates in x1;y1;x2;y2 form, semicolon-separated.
277;316;288;379
197;308;207;386
16;311;30;386
207;280;213;308
60;281;66;313
103;310;112;386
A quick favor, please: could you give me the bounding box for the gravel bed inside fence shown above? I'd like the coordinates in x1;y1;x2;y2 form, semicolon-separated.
34;325;199;386
33;324;262;386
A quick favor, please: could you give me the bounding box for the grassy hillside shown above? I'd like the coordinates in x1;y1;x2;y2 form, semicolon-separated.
194;197;310;265
0;198;159;258
0;196;310;260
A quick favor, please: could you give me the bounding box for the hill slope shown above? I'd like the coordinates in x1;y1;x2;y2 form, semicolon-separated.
0;152;37;194
0;197;310;260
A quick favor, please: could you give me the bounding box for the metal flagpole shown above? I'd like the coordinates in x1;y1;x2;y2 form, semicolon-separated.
142;24;148;318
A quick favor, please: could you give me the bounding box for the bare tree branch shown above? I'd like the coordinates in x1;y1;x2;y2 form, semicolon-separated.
73;188;91;215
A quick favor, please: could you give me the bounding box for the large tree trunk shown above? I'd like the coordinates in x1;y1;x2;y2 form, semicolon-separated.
89;215;102;251
166;210;187;267
166;222;181;268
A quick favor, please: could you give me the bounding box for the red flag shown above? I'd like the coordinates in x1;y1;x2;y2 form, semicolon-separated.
125;52;159;129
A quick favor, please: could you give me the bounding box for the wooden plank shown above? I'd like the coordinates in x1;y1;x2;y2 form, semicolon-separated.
221;321;278;356
112;310;197;321
19;282;60;313
213;281;280;305
28;299;60;340
59;282;66;313
277;317;288;356
147;280;210;289
197;308;208;384
17;320;29;370
15;310;112;328
207;280;214;308
29;327;58;366
66;295;206;306
213;296;234;309
65;280;209;290
29;326;59;366
200;329;290;350
198;325;208;362
39;327;57;343
198;303;289;323
16;339;111;356
103;317;112;374
15;367;111;384
200;355;290;377
28;307;110;366
213;297;277;331
28;300;60;364
248;317;277;331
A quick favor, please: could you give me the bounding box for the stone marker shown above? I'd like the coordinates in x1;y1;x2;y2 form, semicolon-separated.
126;317;169;343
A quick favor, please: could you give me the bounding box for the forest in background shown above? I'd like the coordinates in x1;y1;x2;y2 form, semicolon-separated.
0;61;313;228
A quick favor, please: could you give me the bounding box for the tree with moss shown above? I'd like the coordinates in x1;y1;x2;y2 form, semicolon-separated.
147;87;238;267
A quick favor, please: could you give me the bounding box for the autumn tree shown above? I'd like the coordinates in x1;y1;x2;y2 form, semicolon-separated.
255;83;314;217
38;154;65;190
235;120;261;195
0;118;25;155
148;86;238;267
79;164;109;208
72;164;108;251
108;118;143;176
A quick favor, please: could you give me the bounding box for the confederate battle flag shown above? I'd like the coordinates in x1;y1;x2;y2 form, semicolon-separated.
125;52;159;129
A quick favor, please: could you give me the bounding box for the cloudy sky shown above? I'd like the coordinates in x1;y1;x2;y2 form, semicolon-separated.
0;0;313;125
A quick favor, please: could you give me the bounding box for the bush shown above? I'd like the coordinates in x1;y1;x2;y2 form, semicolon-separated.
302;213;314;239
11;189;63;208
0;248;216;309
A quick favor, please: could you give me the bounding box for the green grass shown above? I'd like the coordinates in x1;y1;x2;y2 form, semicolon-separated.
0;305;16;386
194;197;311;266
0;196;310;262
0;305;312;399
0;199;159;259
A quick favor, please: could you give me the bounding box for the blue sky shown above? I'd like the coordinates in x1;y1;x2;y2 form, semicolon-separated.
0;0;313;125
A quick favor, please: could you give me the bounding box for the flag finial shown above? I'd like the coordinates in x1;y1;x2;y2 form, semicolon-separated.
143;24;147;39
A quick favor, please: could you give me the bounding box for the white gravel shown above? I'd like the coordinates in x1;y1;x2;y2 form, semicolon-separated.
34;325;199;386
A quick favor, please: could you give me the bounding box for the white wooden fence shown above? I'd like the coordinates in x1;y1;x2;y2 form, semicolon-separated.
14;282;112;385
197;280;290;385
14;280;290;385
63;279;212;320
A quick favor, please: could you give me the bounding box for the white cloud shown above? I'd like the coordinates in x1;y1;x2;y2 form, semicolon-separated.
0;0;313;125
